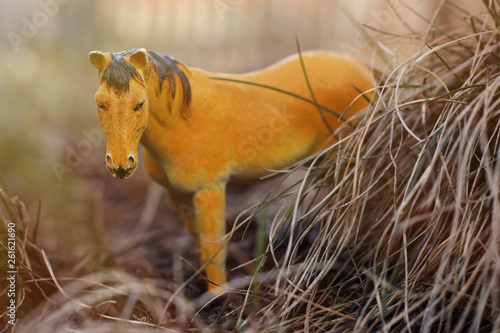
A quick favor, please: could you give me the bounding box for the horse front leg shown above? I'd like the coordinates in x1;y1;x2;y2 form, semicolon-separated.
193;182;228;292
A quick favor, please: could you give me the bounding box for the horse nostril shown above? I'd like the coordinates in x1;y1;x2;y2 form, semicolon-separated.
104;153;136;179
127;155;136;169
106;154;114;168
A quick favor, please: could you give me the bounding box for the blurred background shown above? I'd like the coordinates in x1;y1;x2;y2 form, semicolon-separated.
0;0;484;260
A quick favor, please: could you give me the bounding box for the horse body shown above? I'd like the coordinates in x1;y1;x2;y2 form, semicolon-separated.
89;49;373;292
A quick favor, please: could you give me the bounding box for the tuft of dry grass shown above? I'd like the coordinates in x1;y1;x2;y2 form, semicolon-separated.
0;189;180;332
235;2;500;332
2;2;500;332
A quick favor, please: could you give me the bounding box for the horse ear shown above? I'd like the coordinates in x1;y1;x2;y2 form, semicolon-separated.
129;48;149;69
89;51;108;70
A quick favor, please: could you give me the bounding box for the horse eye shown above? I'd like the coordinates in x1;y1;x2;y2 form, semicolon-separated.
134;101;145;111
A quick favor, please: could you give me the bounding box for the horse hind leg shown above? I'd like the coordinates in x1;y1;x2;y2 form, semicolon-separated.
167;190;200;245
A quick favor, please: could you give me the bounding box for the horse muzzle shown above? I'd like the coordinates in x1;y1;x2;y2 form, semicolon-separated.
105;153;137;179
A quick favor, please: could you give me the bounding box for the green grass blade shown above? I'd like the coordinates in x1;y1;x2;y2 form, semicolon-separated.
209;77;354;128
296;35;334;133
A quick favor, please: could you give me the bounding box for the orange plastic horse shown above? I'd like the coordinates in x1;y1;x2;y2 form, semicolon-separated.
89;48;373;292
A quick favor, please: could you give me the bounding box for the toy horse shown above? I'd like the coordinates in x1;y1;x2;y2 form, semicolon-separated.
89;48;374;292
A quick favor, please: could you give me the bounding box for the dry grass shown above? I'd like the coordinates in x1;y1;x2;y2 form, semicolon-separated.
2;2;500;332
238;2;500;331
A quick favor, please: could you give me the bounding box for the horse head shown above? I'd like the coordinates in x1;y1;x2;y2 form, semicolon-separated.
89;48;150;179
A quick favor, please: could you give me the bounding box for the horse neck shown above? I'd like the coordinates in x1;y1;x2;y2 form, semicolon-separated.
140;65;188;151
146;63;191;119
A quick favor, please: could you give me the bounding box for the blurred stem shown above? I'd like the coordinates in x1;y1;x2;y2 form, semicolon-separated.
33;199;42;243
0;171;8;197
254;208;267;275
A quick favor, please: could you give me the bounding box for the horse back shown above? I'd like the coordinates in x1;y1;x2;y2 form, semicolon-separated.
217;51;374;181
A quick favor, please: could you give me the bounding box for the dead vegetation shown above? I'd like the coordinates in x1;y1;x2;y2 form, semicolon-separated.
2;2;500;332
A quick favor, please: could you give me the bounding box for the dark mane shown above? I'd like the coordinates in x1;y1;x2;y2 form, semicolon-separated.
101;49;191;107
101;51;141;91
147;50;192;107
